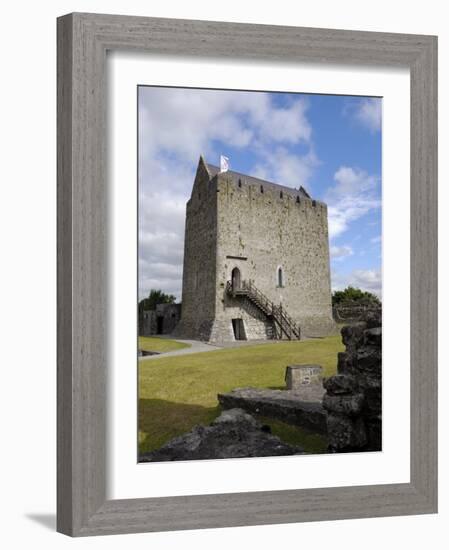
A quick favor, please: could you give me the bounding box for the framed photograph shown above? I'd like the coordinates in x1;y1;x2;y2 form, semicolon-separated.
57;13;437;536
136;84;382;464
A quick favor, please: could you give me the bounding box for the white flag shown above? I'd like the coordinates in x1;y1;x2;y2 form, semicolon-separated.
220;155;229;173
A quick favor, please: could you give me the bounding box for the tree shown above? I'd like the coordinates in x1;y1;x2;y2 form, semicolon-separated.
139;289;176;311
332;286;381;307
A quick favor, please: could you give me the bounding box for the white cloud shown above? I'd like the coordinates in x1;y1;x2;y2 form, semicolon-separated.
139;88;312;164
252;146;319;189
326;166;381;239
332;166;377;196
138;88;382;300
352;269;382;295
255;99;312;144
138;189;187;300
350;98;382;132
371;235;382;244
138;87;316;299
330;245;354;260
328;198;380;239
332;269;382;297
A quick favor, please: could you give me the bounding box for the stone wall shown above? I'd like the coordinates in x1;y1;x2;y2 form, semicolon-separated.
141;310;157;336
141;303;182;336
214;172;334;339
174;158;218;340
218;388;327;434
323;312;382;452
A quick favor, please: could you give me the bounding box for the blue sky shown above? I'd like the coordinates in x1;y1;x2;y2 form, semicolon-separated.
138;86;382;301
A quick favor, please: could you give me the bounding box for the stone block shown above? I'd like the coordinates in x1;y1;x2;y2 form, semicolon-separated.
341;323;366;349
327;413;367;451
323;374;358;395
353;347;382;374
337;351;353;374
218;387;328;434
285;364;323;390
322;392;364;416
364;327;382;346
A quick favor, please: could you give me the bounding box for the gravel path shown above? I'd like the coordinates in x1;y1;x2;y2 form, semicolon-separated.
138;339;222;361
138;337;294;362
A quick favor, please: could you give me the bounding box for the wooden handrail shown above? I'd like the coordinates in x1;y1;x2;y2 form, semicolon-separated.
226;279;300;340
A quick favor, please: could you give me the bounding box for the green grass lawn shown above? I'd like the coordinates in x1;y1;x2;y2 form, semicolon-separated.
139;336;191;353
139;335;344;455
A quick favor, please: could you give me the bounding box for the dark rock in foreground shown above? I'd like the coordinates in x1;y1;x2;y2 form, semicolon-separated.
140;408;303;462
218;387;327;434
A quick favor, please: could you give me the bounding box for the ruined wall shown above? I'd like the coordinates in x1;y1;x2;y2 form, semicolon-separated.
212;173;334;341
141;303;182;336
323;312;382;452
156;303;182;334
141;310;157;336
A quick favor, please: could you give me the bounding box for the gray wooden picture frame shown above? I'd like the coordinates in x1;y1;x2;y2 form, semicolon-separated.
57;12;438;537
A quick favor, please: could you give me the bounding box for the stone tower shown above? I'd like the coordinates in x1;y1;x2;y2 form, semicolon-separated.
175;156;334;343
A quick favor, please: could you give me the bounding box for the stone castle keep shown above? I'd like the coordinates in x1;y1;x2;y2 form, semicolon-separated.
173;156;335;343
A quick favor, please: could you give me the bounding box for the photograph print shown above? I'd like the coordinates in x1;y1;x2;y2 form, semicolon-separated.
137;85;382;462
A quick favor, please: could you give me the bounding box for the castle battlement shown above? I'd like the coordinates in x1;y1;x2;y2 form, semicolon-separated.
214;175;327;214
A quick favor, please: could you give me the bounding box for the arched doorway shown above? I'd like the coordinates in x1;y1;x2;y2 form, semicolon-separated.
231;267;241;291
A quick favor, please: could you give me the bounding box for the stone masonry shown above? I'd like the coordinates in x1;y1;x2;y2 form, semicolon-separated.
141;303;181;336
218;386;327;434
285;364;323;390
323;311;382;452
175;156;335;343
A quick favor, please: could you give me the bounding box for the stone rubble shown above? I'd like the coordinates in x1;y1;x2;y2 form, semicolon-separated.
323;310;382;452
140;408;303;462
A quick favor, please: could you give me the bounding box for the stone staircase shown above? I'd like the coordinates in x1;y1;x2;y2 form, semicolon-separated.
226;280;301;340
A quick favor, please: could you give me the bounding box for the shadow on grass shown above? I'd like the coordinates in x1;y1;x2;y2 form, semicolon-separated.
256;415;328;454
139;398;220;456
139;398;329;458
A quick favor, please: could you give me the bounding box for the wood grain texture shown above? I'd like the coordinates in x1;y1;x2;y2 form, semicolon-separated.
57;13;74;536
56;12;438;536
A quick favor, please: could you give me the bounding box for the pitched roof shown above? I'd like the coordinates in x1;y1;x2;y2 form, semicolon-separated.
205;162;312;200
